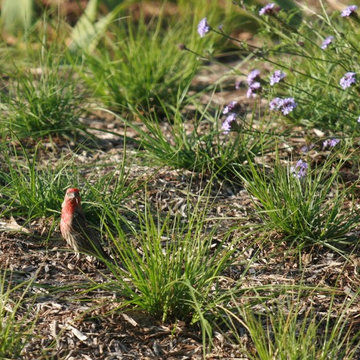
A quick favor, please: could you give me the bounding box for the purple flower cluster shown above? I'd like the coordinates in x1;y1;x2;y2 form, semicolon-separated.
281;98;298;115
270;70;286;86
247;69;260;83
341;5;358;17
321;36;334;50
300;144;314;153
269;97;282;110
221;112;237;135
259;3;278;16
221;101;242;134
269;97;297;115
197;18;210;38
247;82;261;98
223;100;240;114
247;69;262;98
323;138;340;149
340;72;356;90
290;160;308;179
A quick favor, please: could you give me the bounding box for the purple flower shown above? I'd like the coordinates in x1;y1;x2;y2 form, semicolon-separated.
340;72;356;90
357;116;360;124
290;160;308;179
270;70;286;86
323;138;340;149
280;97;297;115
225;112;236;124
300;144;314;153
247;69;261;84
221;121;231;134
223;101;238;114
341;5;358;17
269;97;283;110
321;36;334;50
259;3;277;16
247;70;262;98
197;18;210;37
247;81;261;98
221;113;237;134
269;97;297;114
330;139;340;147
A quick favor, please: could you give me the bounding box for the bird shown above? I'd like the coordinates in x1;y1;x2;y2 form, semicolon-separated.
60;188;113;263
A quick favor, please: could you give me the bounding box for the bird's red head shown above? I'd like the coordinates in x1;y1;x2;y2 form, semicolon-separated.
66;188;81;197
63;188;81;208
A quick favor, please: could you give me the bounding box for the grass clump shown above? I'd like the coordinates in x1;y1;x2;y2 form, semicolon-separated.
109;98;273;179
0;141;72;220
240;147;359;248
78;11;213;114
0;138;136;229
224;290;360;360
0;57;85;139
100;191;244;344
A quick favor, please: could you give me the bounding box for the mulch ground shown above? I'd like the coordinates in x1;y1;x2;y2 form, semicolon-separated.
2;57;360;359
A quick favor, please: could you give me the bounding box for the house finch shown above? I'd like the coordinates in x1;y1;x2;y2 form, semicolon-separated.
60;188;112;262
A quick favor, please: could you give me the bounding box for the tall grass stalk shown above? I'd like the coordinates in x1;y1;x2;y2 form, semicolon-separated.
240;2;360;131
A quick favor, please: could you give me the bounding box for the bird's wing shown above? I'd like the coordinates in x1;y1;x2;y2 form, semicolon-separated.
71;209;94;249
71;208;87;233
72;209;111;260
